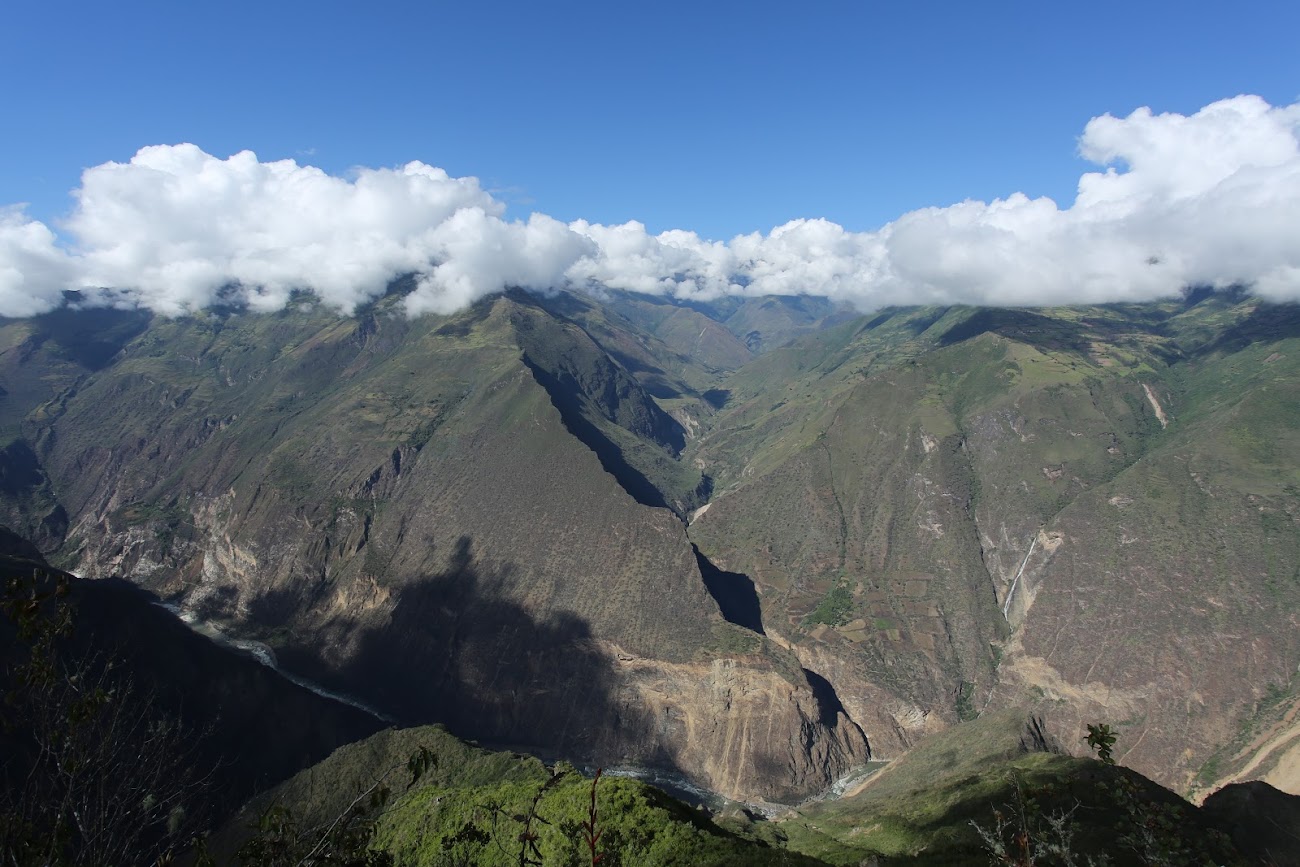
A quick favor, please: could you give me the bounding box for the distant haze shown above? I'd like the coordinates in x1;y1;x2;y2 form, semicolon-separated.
2;95;1298;319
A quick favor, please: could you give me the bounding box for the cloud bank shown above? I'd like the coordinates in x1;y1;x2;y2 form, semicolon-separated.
2;95;1298;319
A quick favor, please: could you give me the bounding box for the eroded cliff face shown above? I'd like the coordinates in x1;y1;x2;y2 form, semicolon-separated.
987;453;1300;792
610;650;870;803
685;302;1300;796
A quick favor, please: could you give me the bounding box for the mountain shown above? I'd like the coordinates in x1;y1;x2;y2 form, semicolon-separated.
1;285;1298;807
209;724;832;866
779;708;1293;865
687;292;1300;794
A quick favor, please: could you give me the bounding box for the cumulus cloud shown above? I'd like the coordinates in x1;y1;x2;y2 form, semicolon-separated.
1;95;1298;319
65;144;502;315
569;95;1299;310
0;208;77;317
407;210;595;316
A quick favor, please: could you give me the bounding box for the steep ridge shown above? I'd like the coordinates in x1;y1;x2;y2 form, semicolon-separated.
0;530;385;828
213;710;1296;866
779;708;1263;865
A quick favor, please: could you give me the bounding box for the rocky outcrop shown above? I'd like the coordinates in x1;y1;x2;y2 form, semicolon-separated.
608;650;871;803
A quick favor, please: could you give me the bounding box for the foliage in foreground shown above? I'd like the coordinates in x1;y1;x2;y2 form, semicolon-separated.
0;555;1286;867
1;568;212;866
371;762;816;867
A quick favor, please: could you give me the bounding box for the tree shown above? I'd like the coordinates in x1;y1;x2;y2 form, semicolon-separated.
1083;724;1117;766
232;746;434;867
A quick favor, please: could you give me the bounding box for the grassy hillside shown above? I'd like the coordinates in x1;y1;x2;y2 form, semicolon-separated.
217;713;1294;866
686;292;1300;791
779;710;1245;866
216;725;829;866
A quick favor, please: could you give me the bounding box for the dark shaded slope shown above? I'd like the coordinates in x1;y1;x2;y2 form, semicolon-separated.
1202;781;1300;866
510;297;685;453
780;711;1257;866
12;304;153;371
692;544;764;634
522;354;671;509
0;440;66;549
507;296;715;514
296;536;650;767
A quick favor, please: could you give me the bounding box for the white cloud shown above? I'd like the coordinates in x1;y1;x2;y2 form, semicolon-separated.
0;208;76;317
406;211;595;316
569;95;1300;310
64;144;503;315
1;95;1298;319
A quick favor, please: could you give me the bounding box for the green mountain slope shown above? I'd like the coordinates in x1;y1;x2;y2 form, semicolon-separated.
220;713;1296;866
214;725;831;866
685;292;1300;795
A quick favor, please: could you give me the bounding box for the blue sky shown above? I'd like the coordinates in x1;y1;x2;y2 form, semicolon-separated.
5;0;1298;238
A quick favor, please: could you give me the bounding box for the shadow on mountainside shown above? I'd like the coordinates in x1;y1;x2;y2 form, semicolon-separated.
0;545;385;832
26;304;153;371
692;545;764;635
520;357;671;510
280;536;665;774
1204;301;1300;354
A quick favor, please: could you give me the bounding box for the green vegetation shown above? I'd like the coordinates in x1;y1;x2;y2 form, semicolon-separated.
4;286;1300;842
376;765;816;866
709;620;762;655
1084;723;1117;765
778;711;1242;866
955;681;978;722
218;727;825;867
1;567;212;865
803;579;855;627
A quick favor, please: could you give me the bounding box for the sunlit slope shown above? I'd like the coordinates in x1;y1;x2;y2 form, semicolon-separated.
778;710;1245;866
213;724;833;867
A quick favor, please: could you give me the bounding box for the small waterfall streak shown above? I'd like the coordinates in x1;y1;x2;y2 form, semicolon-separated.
1002;533;1038;620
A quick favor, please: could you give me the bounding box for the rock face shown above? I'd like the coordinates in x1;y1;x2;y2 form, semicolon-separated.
612;651;869;803
1;288;1298;802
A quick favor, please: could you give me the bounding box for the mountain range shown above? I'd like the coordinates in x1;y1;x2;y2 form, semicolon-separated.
2;283;1298;814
